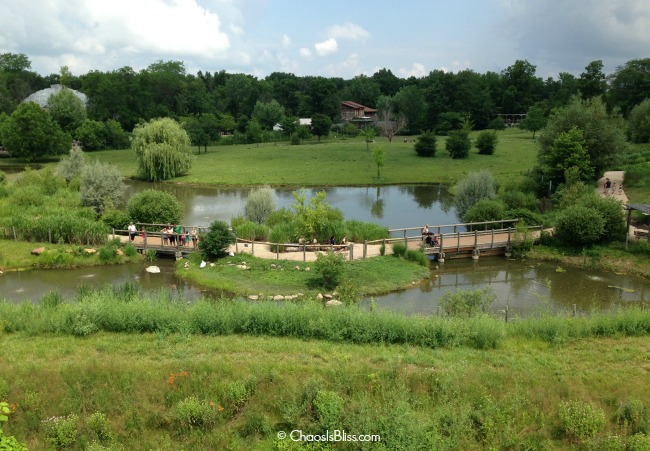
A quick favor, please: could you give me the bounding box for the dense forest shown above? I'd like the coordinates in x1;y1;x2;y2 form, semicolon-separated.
1;52;649;145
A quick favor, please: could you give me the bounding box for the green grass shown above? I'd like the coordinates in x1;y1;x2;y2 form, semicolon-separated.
1;330;649;450
77;128;538;188
177;253;431;297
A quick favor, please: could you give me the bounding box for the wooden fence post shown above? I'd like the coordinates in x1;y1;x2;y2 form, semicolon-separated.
303;244;306;262
363;240;367;259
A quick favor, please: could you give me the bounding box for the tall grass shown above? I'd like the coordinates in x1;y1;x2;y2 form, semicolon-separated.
3;285;650;348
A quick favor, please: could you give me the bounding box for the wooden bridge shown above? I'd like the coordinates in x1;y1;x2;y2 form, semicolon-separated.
113;219;544;262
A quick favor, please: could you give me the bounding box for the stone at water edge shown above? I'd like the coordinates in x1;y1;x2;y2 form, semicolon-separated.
200;261;207;268
316;293;323;300
31;247;46;255
146;266;161;273
325;300;343;307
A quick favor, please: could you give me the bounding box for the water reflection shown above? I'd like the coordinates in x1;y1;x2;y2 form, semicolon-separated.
365;259;650;317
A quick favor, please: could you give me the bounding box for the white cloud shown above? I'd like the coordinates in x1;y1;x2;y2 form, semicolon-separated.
324;53;362;76
328;23;370;40
299;48;312;58
315;38;338;56
398;63;426;78
230;24;245;36
282;34;291;48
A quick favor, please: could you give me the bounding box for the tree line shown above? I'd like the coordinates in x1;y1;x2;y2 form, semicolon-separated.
1;53;650;136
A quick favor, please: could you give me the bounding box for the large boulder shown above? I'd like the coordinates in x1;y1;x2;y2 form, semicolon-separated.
31;247;46;255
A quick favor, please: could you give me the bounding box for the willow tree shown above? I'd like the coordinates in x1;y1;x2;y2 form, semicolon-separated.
131;118;194;181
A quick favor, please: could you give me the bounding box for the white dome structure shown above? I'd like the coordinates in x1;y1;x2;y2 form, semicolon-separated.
23;84;88;108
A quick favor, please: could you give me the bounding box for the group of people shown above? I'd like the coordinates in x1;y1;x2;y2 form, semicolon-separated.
127;222;198;249
329;235;347;246
420;224;439;247
603;178;623;196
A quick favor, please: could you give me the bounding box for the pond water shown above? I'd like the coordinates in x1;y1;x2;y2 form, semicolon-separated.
3;182;650;316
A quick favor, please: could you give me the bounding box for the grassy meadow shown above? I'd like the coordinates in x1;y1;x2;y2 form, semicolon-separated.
2;290;650;449
79;128;539;188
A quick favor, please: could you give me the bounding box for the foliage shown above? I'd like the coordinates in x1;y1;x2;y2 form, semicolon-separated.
199;220;235;260
101;208;131;230
244;186;276;224
555;205;605;246
608;57;650;115
314;251;346;290
252;99;285;130
577;194;627;242
520;102;548;138
80;160;126;215
131;117;194;181
231;217;268;241
627;98;650;143
47;87;87;133
342;220;388;242
3;101;72;161
463;198;507;225
372;145;385;179
87;412;113;442
75;119;107;151
290;190;341;240
0;402;27;451
475;129;497;155
446;122;472;159
172;396;218;431
614;399;650;435
392;242;407;257
558;400;605;441
56;146;85;182
42;414;79;449
313;390;344;430
126;189;182;226
414;130;437;157
439;287;496;318
455;170;498;219
538;96;627;180
405;248;429;266
311;114;332;142
361;126;376;151
543;126;593;187
488;116;506;130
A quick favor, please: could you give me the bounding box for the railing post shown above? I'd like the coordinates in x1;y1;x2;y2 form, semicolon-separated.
13;226;17;242
363;240;367;259
276;242;280;260
349;243;353;260
144;232;148;251
251;240;255;256
49;228;52;243
303;244;306;262
404;230;407;248
491;229;494;248
457;231;461;252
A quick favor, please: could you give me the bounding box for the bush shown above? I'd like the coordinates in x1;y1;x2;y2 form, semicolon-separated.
344;220;389;241
42;414;79;449
314;251;346;290
56;146;85;182
628;98;650;143
244;186;276;224
499;190;540;211
446;128;471;159
265;207;295;228
414;131;437;157
87;412;112;442
439;288;496;317
199;220;235;260
101;209;131;230
555;205;605;246
462;199;506;225
405;249;429;266
126;189;182;226
172;396;217;431
290;133;301;145
615;399;650;434
558;400;605;441
232;218;268;241
313;390;344;430
578;194;627;242
392;242;407;257
455;170;498;218
80;161;126;215
475;130;497;155
488;117;506;130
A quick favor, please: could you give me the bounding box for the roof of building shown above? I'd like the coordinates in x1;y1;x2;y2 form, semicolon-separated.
341;100;376;114
23;84;88;108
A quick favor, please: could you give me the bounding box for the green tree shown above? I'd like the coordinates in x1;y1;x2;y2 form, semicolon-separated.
376;95;406;142
246;118;264;145
0;52;31;72
127;189;182;225
279;116;298;137
475;130;497;155
555;205;605;246
56;146;85;182
47;88;87;133
311;113;332;142
314;251;346;290
462;198;506;225
414;131;436;157
521;102;548;138
244;186;277;224
4;102;71;161
393;85;427;134
362;126;376;151
131;117;194;181
75;119;106;151
199;220;236;260
538;96;627;181
372;145;385;179
252;99;285;130
80;160;126;215
628;98;650;143
455;170;498;218
446;125;471;159
543;126;593;187
578;60;607;99
608;58;650;115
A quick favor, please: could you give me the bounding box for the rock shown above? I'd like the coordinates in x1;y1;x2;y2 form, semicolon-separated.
323;294;333;300
305;267;310;271
83;248;97;255
200;261;207;268
273;295;285;301
146;266;160;273
229;251;235;257
210;263;215;267
294;265;300;270
236;264;248;269
116;249;124;256
184;261;190;268
285;294;297;300
316;293;323;300
325;300;343;307
31;247;46;255
248;295;259;301
271;264;277;269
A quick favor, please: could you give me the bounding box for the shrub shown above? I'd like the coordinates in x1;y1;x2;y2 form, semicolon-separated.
42;414;79;449
475;130;497;155
127;189;182;226
265;207;295;228
313;390;344;431
172;396;217;431
314;251;346;290
240;411;272;437
290;133;301;145
555;205;605;246
344;220;389;241
56;146;85;182
233;219;268;241
558;400;605;441
0;402;27;451
455;170;498;218
439;288;496;317
463;199;507;226
499;190;540;211
628;98;650;143
414;130;437;157
101;209;131;230
405;249;429;266
392;242;407;257
87;412;112;442
446;128;471;159
244;186;276;224
199;220;235;260
488;117;506;130
578;194;627;242
80;161;126;215
615;399;650;434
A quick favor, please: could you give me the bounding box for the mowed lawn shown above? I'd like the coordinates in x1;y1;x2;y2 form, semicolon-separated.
85;128;539;187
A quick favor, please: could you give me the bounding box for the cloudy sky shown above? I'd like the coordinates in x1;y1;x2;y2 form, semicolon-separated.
1;0;649;80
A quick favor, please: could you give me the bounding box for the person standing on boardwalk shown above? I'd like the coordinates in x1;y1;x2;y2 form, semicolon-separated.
604;178;611;195
128;222;137;242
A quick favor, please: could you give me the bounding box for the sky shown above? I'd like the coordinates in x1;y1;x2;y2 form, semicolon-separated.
1;0;649;80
